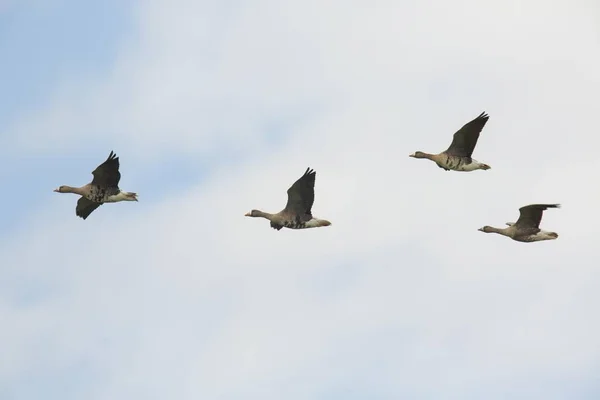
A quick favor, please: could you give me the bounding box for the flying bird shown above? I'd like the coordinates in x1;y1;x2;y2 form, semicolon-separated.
54;151;138;220
478;204;560;242
410;111;491;171
245;168;331;230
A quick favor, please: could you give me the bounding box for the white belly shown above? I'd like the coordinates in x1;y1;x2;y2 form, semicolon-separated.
304;218;332;228
456;159;484;171
105;192;127;202
535;230;559;240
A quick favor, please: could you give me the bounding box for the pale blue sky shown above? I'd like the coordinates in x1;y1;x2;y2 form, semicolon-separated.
2;1;600;399
0;1;133;125
0;1;134;230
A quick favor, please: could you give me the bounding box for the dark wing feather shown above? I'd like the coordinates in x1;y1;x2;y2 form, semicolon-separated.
515;204;560;230
91;151;121;187
445;112;489;157
284;168;316;218
76;197;102;220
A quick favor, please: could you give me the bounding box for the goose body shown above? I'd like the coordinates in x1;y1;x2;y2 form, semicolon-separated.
245;168;331;231
479;204;560;242
54;151;138;220
410;112;491;172
424;153;490;172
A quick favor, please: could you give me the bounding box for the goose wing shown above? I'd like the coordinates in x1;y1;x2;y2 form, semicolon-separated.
284;168;316;219
76;197;102;220
515;204;560;230
445;112;489;157
91;151;121;187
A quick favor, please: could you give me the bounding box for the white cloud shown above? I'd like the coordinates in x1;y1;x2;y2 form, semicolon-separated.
2;0;600;399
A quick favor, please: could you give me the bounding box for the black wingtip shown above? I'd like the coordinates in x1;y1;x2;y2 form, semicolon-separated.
304;167;316;176
478;111;489;119
107;150;118;161
539;204;561;209
521;203;562;211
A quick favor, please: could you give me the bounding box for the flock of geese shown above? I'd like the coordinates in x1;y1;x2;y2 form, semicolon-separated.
54;111;560;243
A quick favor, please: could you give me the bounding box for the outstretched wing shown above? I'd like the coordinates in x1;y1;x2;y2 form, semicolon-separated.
76;197;102;220
284;168;316;218
515;204;561;230
445;112;489;157
91;151;121;187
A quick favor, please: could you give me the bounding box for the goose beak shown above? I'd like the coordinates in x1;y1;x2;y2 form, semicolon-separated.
477;227;484;232
53;188;59;192
408;153;415;158
244;212;251;217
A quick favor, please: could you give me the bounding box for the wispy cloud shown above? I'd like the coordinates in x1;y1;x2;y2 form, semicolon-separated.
2;0;600;399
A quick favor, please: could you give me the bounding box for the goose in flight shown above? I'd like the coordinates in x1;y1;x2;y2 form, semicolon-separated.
478;204;560;242
54;151;138;220
410;111;491;171
245;168;331;230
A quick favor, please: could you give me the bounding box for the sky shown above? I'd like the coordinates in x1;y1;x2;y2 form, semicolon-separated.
1;0;600;399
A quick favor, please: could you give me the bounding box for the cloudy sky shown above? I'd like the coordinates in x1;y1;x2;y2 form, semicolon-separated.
1;0;599;399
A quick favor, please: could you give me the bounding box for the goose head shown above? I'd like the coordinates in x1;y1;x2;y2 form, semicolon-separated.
409;151;428;159
54;185;75;193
